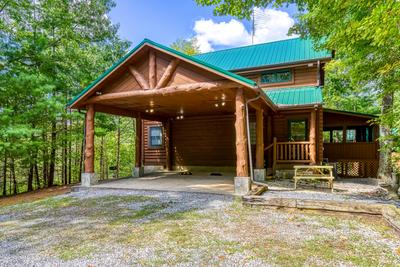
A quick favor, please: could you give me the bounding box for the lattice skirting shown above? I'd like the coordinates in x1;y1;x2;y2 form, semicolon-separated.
335;159;379;178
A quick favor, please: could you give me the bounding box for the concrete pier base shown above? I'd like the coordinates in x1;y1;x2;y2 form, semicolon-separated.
254;169;266;182
81;173;98;187
234;176;251;195
132;167;144;178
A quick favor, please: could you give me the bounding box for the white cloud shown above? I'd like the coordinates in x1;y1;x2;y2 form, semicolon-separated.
193;8;298;53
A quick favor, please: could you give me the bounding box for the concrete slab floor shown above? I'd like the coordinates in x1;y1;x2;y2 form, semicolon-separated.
91;171;235;195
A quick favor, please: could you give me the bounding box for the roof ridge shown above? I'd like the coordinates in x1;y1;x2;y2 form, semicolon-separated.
195;37;302;56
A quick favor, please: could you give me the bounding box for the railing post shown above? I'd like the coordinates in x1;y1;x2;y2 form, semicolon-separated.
272;137;277;175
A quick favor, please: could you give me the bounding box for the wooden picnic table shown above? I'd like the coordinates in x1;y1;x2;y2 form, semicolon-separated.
293;165;334;192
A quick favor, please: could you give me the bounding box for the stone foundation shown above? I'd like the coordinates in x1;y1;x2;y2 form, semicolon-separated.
81;173;98;187
132;167;145;177
254;169;266;182
234;176;251;195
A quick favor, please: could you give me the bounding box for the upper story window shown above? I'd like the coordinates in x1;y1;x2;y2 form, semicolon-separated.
149;126;163;147
261;69;293;84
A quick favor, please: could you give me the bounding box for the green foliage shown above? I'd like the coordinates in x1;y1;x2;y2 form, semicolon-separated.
170;38;201;55
0;0;134;196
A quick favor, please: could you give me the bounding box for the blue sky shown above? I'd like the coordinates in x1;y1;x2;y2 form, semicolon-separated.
109;1;298;52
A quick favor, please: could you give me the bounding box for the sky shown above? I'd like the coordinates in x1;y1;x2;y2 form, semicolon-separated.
109;0;299;53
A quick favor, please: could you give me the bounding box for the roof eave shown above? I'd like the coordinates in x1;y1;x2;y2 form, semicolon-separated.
277;103;323;110
232;57;332;74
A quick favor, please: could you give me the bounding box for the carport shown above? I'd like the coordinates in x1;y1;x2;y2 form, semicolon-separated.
68;39;274;194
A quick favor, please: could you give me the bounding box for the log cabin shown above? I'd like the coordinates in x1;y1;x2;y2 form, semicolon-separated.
68;38;379;192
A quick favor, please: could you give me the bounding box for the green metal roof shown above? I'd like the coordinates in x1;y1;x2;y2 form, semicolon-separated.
263;86;323;106
323;108;378;118
194;38;331;71
68;39;257;107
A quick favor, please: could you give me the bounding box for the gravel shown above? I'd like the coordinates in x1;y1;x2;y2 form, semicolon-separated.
0;188;399;266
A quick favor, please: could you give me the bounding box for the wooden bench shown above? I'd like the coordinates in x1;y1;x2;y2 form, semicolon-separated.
293;165;334;192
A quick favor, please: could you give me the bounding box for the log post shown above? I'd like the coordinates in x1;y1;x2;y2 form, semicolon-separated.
254;108;266;181
163;120;172;171
272;137;277;175
310;110;317;164
255;109;264;169
133;113;144;177
82;104;97;186
234;88;250;195
84;104;95;173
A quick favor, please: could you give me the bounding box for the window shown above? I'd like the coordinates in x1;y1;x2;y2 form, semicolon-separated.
149;126;163;147
261;69;292;84
346;129;356;143
323;128;343;143
346;126;373;142
324;126;373;143
289;119;307;141
332;130;343;143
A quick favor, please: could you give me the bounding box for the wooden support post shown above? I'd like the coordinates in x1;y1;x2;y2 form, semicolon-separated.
310;110;317;164
235;88;249;177
163;120;172;171
343;125;347;143
135;114;142;168
149;50;156;89
272;137;277;174
255;109;264;169
266;115;272;168
84;104;95;173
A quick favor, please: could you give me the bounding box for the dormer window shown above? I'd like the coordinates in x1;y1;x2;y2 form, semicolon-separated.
261;69;293;84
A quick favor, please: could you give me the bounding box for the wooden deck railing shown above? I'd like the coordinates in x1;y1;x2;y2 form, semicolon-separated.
265;137;313;173
276;141;312;163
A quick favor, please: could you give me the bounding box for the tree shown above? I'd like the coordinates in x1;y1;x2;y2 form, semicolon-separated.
171;38;201;55
196;0;400;187
0;0;132;196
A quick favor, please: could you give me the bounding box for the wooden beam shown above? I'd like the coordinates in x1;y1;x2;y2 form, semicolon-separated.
155;59;180;89
128;65;149;89
94;104;136;118
93;104;163;121
149;50;156;89
163;120;172;170
255;109;264;169
310;110;317;164
87;81;239;104
84;104;95;173
135;114;142;167
235;88;249;177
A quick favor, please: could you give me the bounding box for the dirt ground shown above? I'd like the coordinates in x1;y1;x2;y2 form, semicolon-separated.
0;186;71;207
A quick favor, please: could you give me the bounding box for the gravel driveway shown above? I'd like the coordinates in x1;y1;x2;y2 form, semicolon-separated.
0;189;399;266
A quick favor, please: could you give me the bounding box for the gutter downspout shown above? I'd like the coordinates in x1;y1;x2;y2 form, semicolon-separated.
245;93;269;187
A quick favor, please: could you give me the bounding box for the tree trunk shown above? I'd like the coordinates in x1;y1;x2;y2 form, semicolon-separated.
28;161;33;192
42;132;48;186
100;136;104;180
34;160;40;189
116;117;121;178
48;121;56;187
378;93;395;187
11;158;17;195
2;153;7;197
63;118;68;185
